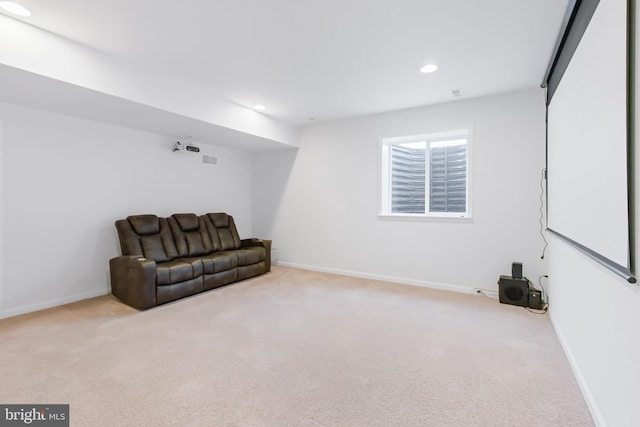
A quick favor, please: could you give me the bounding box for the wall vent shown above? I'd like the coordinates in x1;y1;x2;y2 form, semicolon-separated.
202;155;218;165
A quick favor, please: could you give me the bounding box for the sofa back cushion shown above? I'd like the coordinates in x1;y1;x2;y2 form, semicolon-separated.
115;215;179;262
203;213;242;251
168;213;213;257
128;214;160;235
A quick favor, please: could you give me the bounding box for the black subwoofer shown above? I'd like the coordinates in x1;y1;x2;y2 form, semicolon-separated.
498;275;529;307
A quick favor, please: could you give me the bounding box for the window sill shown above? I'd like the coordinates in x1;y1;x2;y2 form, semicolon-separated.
377;213;473;223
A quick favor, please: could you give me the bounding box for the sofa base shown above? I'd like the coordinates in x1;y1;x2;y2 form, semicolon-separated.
204;269;238;291
238;262;267;281
157;277;203;305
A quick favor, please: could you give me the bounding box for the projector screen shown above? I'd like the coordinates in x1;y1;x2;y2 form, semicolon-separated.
545;0;635;282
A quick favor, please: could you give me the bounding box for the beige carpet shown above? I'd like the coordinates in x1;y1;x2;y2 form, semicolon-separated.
0;266;593;426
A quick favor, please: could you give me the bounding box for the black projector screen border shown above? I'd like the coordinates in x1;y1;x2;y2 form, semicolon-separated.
543;0;637;283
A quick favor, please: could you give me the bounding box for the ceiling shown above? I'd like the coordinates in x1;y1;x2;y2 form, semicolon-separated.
2;0;570;129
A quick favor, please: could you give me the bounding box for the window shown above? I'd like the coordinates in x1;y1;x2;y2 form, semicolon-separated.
380;129;471;218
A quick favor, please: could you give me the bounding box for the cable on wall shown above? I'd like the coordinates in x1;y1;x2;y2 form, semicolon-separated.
539;168;548;259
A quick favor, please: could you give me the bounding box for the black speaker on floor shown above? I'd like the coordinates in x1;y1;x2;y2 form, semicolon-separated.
498;275;529;307
528;289;543;310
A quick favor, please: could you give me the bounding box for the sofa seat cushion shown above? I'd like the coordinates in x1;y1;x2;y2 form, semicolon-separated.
236;247;266;266
200;252;238;274
156;259;203;285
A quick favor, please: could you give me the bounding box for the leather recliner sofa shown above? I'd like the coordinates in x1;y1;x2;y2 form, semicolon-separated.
109;212;271;310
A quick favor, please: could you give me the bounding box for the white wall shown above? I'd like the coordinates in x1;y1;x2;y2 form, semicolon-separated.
0;102;253;318
547;5;640;426
548;240;640;426
253;88;547;292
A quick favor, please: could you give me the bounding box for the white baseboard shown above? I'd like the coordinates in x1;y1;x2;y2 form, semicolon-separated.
549;310;606;427
0;288;110;320
277;261;478;296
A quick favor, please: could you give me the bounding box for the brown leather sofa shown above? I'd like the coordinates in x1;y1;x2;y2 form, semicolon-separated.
109;212;271;309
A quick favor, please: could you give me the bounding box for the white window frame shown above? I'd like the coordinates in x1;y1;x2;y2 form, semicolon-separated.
379;128;472;220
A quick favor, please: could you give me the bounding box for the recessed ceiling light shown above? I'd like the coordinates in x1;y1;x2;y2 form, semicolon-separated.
0;1;32;17
253;104;267;111
420;64;438;74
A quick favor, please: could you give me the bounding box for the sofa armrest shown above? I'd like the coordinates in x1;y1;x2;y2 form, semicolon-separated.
109;255;158;310
241;238;263;247
241;238;272;272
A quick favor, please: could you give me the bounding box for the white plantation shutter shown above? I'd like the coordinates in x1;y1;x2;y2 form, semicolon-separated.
381;131;469;217
391;144;425;213
429;141;467;213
